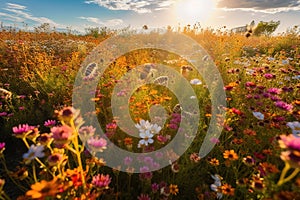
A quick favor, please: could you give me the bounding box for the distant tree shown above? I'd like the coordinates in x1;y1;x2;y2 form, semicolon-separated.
253;20;280;36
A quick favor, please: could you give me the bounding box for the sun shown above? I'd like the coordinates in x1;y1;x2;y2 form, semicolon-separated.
174;0;216;24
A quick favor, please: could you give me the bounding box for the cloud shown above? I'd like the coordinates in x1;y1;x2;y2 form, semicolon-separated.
217;0;300;13
0;3;64;28
6;3;27;10
84;0;176;13
78;16;123;26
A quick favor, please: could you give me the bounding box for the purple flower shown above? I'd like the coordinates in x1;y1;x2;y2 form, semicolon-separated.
270;95;281;102
275;101;293;111
140;166;150;173
137;193;151;200
124;156;133;165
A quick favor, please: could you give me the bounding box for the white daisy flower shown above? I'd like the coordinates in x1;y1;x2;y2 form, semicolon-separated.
253;112;264;120
23;144;45;164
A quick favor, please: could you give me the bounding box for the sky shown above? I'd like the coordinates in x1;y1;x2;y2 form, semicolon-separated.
0;0;299;34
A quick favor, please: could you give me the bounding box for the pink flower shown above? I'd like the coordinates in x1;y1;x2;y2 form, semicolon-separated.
44;120;56;127
51;125;74;147
0;142;5;152
87;137;107;152
12;124;35;138
92;174;111;189
275;101;293;111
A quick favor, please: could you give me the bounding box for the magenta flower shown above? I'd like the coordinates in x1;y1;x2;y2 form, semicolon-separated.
87;136;107;152
92;174;111;189
245;82;256;88
278;134;300;167
264;73;274;79
124;156;133;165
267;88;281;95
137;193;151;200
0;142;5;152
0;112;7;117
12;124;35;138
275;101;293;111
44;120;56;127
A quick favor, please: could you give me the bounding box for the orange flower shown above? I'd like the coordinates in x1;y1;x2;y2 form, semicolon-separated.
221;183;235;196
169;184;179;195
209;158;220;166
26;178;60;199
223;150;238;161
124;137;133;145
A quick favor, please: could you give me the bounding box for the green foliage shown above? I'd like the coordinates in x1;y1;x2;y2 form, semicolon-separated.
253;20;280;36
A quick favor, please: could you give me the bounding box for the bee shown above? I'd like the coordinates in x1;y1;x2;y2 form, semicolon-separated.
139;63;157;81
245;20;256;38
172;104;182;113
180;65;193;78
153;76;168;86
84;62;98;78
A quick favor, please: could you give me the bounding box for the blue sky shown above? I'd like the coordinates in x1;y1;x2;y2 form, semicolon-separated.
0;0;299;33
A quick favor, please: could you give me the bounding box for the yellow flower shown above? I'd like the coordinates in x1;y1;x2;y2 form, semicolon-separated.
223;150;239;161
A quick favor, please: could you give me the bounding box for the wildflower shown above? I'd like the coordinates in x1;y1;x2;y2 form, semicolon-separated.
250;175;265;190
137;193;151;200
275;101;293;111
169;184;179;195
36;133;52;146
267;88;281;95
51;125;74;147
124;137;133;149
209;158;220;166
12;124;35;138
190;152;201;163
245;81;256;88
243;156;255;166
55;106;80;123
264;73;274;79
87;136;107;152
278;134;300;167
23;144;45;164
124;156;133;165
210;174;223;199
47;153;66;166
149;123;162;135
243;129;256;136
92;174;111;189
0;142;5;153
0;112;7;116
223;150;239;161
151;183;159;193
253;112;264;120
138;130;154;147
44;120;56;127
287;121;300;137
79;125;96;141
221;184;235;196
258;162;279;175
26;178;60;199
135;119;152;133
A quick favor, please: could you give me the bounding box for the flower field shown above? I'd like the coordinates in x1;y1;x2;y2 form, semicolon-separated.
0;27;300;200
